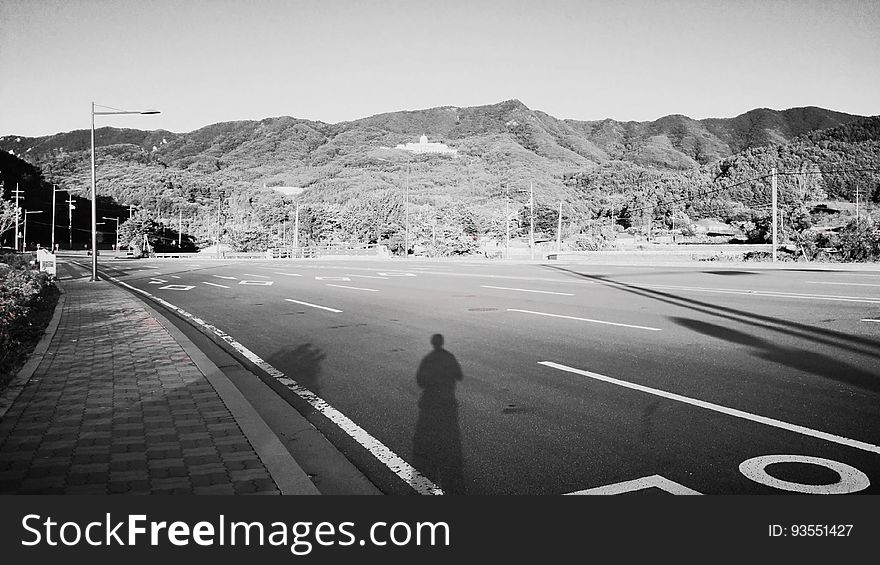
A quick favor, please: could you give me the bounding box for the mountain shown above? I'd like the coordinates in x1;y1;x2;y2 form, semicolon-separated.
1;100;877;253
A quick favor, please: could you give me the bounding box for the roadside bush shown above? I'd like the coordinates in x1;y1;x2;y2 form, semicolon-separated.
0;260;58;386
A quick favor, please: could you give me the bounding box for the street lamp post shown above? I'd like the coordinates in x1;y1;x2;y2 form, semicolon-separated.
91;103;159;281
23;210;43;251
51;184;66;252
102;216;120;256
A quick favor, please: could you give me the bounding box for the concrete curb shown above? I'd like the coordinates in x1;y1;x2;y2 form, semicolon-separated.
0;287;65;421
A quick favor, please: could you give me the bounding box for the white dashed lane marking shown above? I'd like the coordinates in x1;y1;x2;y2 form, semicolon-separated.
508;309;662;331
540;361;880;455
284;298;343;313
326;284;378;292
203;281;230;288
481;285;573;296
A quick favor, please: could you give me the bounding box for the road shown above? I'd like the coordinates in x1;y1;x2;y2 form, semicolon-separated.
82;257;880;495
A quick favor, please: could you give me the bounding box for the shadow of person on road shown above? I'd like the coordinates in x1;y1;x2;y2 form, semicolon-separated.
412;334;465;494
267;343;327;394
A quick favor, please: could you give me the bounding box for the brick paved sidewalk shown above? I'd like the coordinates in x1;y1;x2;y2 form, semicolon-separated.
0;277;286;495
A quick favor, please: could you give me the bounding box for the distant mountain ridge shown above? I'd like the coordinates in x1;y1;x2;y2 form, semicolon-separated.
1;101;868;175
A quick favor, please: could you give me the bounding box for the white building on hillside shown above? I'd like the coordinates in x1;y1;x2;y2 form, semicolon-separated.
395;134;457;156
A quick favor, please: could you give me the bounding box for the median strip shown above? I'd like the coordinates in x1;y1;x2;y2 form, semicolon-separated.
481;285;574;296
539;361;880;455
508;309;662;331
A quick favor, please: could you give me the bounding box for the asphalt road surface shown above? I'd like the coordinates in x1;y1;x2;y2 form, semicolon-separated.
84;257;880;495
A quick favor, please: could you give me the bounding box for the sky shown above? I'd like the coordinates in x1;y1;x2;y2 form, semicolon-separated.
1;0;879;137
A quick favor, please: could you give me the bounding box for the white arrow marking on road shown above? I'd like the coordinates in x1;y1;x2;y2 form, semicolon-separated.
148;279;168;284
482;285;574;296
315;276;352;281
212;275;237;280
326;284;378;292
203;281;230;288
158;284;195;291
508;309;662;331
239;280;274;286
565;475;702;495
540;361;880;455
285;298;343;313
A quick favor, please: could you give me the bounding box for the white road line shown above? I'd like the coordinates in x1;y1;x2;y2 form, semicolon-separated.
107;275;441;495
284;298;343;313
807;281;880;287
203;281;230;288
158;284;194;291
326;283;379;292
243;273;271;278
566;475;702;496
170;275;181;279
239;280;274;286
861;318;880;323
274;272;303;277
346;274;389;279
213;275;237;280
481;285;574;296
634;282;880;304
540;361;880;455
509;309;662;331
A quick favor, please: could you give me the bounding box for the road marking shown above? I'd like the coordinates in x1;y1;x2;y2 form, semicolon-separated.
243;273;271;278
509;309;662;331
346;274;389;279
148;278;168;284
239;280;274;286
109;282;440;495
170;275;181;279
202;281;230;288
187;264;201;267
482;285;574;296
158;284;195;291
326;284;379;292
540;361;880;455
274;272;303;277
316;276;352;281
284;298;343;313
739;455;869;494
808;281;880;287
566;475;702;495
861;318;880;323
377;272;416;277
632;282;880;304
213;275;237;280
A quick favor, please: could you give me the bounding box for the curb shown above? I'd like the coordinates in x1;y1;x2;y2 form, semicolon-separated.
0;287;66;421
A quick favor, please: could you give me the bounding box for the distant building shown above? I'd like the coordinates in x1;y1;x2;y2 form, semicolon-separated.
395;134;457;156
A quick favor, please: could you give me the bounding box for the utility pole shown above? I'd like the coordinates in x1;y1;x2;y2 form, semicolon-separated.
855;182;860;224
529;182;535;261
293;202;300;256
556;200;563;254
178;209;182;248
771;167;778;263
505;186;510;260
405;164;410;256
67;195;76;250
51;185;65;251
12;183;23;251
216;197;222;259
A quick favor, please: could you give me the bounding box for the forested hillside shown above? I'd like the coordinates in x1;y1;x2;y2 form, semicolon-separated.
1;101;877;255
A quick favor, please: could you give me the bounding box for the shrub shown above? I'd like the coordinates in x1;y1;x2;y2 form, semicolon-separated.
0;261;58;385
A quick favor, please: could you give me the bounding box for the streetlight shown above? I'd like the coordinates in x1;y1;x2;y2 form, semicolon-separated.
102;216;120;256
23;210;43;251
91;102;159;281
